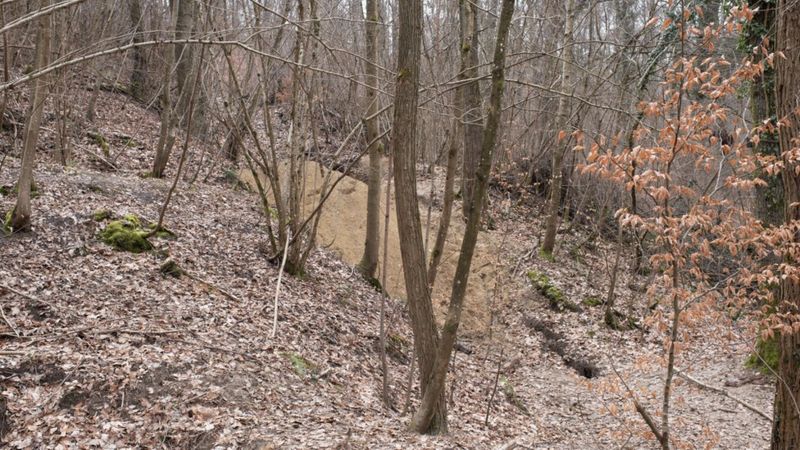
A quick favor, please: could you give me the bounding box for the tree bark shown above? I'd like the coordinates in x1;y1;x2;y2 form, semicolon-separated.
392;0;446;434
10;0;51;231
541;0;575;255
410;0;514;433
459;0;482;219
358;0;383;280
771;1;800;447
129;0;147;100
747;0;782;226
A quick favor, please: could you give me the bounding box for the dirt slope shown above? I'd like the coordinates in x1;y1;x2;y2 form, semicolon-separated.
239;159;507;334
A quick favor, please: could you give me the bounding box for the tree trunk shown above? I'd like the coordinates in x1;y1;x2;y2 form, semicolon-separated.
358;0;382;280
459;0;482;220
10;0;51;232
747;0;782;226
173;0;196;121
428;117;459;287
153;40;176;178
392;0;446;434
541;0;575;256
771;1;800;447
410;0;514;432
129;0;147;100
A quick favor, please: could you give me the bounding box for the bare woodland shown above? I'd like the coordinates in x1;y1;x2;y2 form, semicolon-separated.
0;0;799;448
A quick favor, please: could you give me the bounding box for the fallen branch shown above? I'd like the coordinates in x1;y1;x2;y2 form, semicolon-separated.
611;364;666;446
185;273;243;303
0;305;19;337
675;368;772;422
0;283;59;311
271;228;291;338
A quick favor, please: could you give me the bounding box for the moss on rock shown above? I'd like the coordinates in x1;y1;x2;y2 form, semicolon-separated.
99;216;152;253
159;258;184;278
527;270;581;312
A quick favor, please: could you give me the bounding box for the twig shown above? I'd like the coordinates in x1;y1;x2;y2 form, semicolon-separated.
610;364;665;446
0;304;19;337
272;227;291;338
485;344;505;427
0;283;59;311
184;273;242;303
675;368;772;422
84;147;119;170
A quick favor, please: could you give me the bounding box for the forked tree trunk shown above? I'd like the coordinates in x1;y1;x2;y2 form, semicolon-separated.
358;0;383;280
541;0;575;255
410;0;514;432
392;0;446;434
771;1;800;447
10;0;51;231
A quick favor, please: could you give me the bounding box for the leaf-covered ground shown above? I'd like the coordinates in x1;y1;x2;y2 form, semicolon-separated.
0;88;774;449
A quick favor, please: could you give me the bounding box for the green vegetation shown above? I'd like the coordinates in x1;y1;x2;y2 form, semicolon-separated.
500;375;528;414
283;352;316;377
89;131;110;157
583;296;602;307
746;334;779;376
159;259;184;278
2;210;12;235
92;209;113;222
527;270;581;312
538;249;555;262
99;216;153;253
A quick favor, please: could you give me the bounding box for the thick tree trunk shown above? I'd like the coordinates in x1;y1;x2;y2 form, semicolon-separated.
392;0;446;434
772;1;800;448
10;0;51;231
541;0;575;255
410;0;514;432
358;0;382;280
747;0;782;226
459;0;482;219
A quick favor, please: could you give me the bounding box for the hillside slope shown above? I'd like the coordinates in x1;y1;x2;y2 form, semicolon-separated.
0;89;775;449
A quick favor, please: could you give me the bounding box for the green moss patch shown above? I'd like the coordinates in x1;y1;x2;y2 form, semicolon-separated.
92;209;113;222
283;352;316;377
2;210;12;235
527;270;581;313
746;334;779;376
538;249;555;262
100;217;153;253
159;259;184;278
583;296;602;307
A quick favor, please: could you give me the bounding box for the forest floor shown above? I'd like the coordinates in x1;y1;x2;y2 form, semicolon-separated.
0;88;775;449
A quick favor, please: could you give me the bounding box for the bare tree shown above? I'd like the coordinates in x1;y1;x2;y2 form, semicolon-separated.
357;0;383;280
541;0;575;256
391;0;446;433
9;0;51;232
459;0;482;220
410;0;514;432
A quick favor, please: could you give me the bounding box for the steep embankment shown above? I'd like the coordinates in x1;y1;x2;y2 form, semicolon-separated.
0;87;775;449
239;160;508;334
